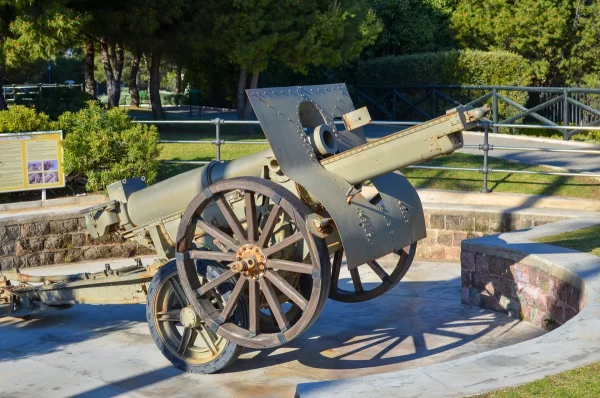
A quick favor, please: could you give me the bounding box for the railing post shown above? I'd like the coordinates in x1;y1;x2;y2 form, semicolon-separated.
480;121;491;193
213;117;222;161
492;88;498;134
431;88;437;117
563;88;569;140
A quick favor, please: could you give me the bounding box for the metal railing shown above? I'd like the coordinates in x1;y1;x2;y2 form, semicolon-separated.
136;118;600;194
354;85;600;140
2;83;84;103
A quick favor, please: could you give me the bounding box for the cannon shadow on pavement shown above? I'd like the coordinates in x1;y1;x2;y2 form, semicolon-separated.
226;276;538;373
0;276;544;397
0;303;145;363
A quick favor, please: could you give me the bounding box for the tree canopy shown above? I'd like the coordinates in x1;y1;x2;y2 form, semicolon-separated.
451;0;600;85
367;0;456;56
213;0;382;118
0;0;79;109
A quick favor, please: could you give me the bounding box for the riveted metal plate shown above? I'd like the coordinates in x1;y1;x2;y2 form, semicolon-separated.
247;84;423;268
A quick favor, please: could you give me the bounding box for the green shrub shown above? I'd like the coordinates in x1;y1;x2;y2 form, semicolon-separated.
0;106;55;133
15;88;95;120
139;91;150;103
160;91;189;106
59;103;161;192
354;49;533;121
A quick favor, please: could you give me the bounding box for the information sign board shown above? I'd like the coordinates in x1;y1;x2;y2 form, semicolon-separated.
0;130;65;193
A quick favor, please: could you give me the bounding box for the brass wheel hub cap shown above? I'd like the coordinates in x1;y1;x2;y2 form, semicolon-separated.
236;244;267;279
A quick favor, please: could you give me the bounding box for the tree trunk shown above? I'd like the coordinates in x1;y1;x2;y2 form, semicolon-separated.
242;70;259;120
175;63;182;94
144;53;151;100
0;64;8;111
99;39;125;108
150;51;165;120
99;38;115;108
83;38;96;97
129;50;141;108
236;67;248;119
111;41;124;107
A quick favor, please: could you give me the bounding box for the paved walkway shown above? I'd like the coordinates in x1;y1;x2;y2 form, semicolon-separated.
460;132;600;173
0;260;544;397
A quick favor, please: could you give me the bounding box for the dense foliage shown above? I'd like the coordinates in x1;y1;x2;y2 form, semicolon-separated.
0;105;55;133
451;0;600;85
367;0;457;56
59;103;161;192
354;50;533;119
356;49;532;86
15;87;94;119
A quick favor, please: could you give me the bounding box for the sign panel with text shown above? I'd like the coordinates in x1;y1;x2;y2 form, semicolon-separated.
0;130;65;193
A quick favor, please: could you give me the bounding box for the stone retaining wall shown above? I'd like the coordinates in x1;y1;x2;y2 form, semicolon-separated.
0;213;153;271
0;204;576;271
461;249;584;329
417;207;568;262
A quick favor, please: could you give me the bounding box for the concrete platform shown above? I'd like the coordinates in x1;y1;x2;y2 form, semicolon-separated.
298;218;600;398
0;259;545;397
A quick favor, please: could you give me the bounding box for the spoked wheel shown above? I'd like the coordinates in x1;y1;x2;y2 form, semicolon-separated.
329;243;417;303
176;177;331;349
147;260;246;374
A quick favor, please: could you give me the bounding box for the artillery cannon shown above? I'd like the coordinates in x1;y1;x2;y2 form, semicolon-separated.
0;84;488;374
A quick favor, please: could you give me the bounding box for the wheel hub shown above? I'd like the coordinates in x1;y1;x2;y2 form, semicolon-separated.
235;244;266;279
180;306;202;328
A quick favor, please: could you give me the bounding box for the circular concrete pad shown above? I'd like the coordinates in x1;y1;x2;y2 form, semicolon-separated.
0;261;545;397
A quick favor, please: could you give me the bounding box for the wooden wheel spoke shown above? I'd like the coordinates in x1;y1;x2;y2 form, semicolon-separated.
267;259;314;275
196;270;236;296
196;218;240;252
215;194;247;244
367;260;390;282
156;310;181;322
349;268;364;293
264;270;308;310
177;328;197;354
197;325;219;355
220;276;246;321
259;278;290;331
331;249;343;291
263;232;303;257
248;279;260;336
245;192;258;243
257;204;281;248
186;250;236;262
169;278;188;306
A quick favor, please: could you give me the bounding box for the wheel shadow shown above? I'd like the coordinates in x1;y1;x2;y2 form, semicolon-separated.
225;276;542;373
0;275;545;397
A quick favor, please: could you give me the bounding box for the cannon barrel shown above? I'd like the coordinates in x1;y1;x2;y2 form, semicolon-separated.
124;105;487;227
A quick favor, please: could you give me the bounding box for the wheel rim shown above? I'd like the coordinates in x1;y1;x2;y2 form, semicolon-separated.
176;177;330;349
154;272;227;363
329;243;417;303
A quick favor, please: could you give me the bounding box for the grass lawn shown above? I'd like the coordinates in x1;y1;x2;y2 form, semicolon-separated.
157;140;600;200
533;224;600;257
472;362;600;397
401;153;600;200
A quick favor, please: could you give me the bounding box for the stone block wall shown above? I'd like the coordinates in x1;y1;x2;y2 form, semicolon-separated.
0;204;573;271
417;208;568;262
461;249;584;329
0;214;153;271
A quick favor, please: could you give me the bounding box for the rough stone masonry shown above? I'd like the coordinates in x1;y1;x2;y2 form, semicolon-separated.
0;213;152;271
